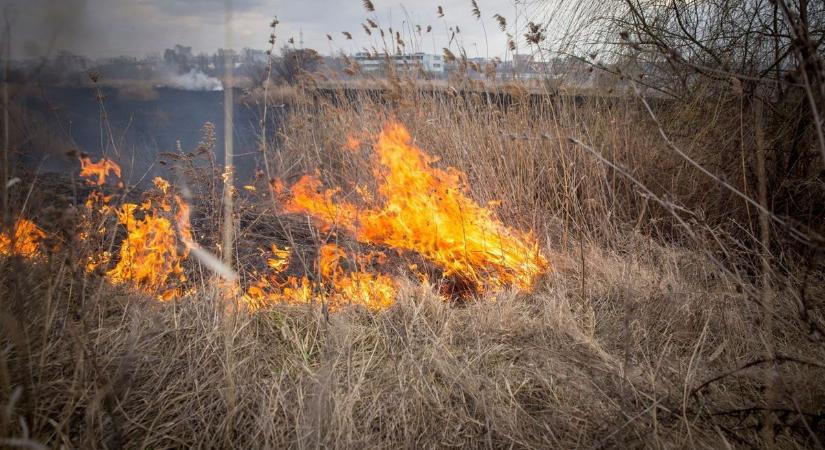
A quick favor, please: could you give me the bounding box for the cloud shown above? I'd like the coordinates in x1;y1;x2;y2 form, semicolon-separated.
270;0;516;58
8;0;521;59
147;0;272;16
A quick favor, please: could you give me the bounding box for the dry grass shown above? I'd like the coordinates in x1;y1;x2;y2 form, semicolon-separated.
6;237;821;449
2;77;825;448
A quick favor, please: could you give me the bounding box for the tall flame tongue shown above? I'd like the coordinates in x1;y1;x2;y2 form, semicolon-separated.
76;158;193;300
106;177;188;300
280;121;548;297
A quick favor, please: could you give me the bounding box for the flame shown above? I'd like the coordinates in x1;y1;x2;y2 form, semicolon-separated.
317;243;396;308
244;243;396;310
174;196;192;245
265;244;290;272
285;175;358;233
79;157;122;186
80;188;117;272
5;162;194;302
0;219;46;258
85;251;112;273
9;122;546;312
105;177;188;300
84;191;115;213
279;120;548;296
244;242;312;309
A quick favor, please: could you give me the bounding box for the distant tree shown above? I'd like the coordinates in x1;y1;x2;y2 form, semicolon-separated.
275;47;322;84
91;56;153;81
53;51;89;73
163;44;194;72
214;48;238;75
194;53;211;74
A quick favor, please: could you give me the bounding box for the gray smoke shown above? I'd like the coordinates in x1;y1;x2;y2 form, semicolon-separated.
17;0;93;58
166;69;223;91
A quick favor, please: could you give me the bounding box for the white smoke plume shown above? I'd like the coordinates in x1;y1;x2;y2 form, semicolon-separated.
166;69;223;91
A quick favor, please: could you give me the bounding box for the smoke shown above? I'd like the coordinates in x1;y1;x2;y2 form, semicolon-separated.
17;0;93;58
165;69;223;91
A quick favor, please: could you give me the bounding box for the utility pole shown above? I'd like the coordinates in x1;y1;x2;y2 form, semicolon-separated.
2;7;11;228
222;0;235;269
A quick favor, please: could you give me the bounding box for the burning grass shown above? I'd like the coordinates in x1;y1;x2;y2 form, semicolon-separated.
105;180;189;300
3;122;551;311
276;121;548;294
0;219;46;258
2;71;825;449
245;120;550;309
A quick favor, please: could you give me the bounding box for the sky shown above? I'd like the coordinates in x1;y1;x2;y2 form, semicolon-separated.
2;0;552;59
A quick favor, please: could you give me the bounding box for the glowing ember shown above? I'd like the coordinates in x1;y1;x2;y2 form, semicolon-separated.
278;120;548;296
79;157;122;186
0;219;46;258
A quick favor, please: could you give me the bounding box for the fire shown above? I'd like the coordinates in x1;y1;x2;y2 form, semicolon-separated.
244;242;396;310
7;121;546;311
80;189;117;272
4;159;191;301
0;218;46;258
244;244;310;308
79;156;122;186
76;157;196;301
317;243;396;308
105;177;189;300
174;193;193;246
265;244;290;272
278;121;548;296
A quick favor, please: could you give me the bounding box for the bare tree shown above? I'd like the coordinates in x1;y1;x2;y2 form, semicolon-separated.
275;47;322;85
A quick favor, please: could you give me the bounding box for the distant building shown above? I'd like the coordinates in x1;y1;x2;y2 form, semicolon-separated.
242;48;269;66
353;52;445;75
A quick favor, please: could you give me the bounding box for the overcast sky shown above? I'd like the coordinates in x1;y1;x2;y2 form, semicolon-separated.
2;0;552;59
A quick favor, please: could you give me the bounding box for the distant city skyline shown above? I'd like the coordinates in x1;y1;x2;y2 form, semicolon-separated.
3;0;551;60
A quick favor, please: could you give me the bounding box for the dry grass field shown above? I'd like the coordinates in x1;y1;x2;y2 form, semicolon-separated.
1;83;823;448
2;0;825;447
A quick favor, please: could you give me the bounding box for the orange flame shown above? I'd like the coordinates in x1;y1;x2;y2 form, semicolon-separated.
244;244;311;309
279;120;548;296
317;243;396;308
79;157;122;186
265;244;290;272
4;161;194;302
17;122;546;311
244;243;396;310
106;177;188;300
0;219;46;258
